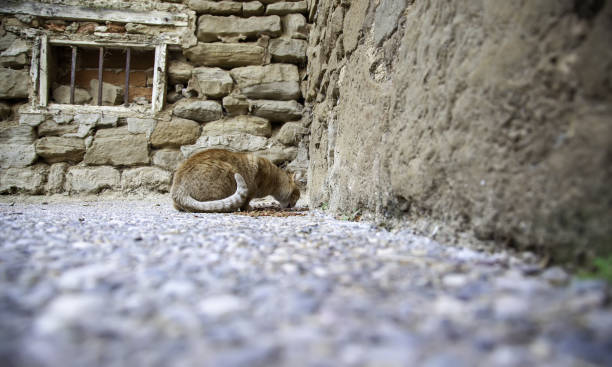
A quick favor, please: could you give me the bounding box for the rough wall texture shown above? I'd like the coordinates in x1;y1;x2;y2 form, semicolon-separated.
0;0;310;196
307;0;612;260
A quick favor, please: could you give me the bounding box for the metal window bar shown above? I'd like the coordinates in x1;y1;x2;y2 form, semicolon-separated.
124;48;131;107
97;47;104;106
69;46;77;104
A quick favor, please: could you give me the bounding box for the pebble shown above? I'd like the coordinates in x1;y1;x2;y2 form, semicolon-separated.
198;294;247;318
541;266;570;286
494;295;530;320
0;199;610;367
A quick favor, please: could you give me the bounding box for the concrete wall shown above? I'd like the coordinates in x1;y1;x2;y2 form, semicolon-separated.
0;0;310;195
306;0;612;260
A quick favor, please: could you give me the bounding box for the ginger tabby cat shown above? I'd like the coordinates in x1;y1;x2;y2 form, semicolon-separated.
171;149;300;212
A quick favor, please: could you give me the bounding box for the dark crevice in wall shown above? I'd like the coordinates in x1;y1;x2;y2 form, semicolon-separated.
574;0;606;19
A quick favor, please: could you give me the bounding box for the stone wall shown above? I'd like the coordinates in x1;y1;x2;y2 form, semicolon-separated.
307;0;612;260
0;0;310;195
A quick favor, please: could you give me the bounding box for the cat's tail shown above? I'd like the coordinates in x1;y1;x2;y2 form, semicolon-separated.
173;173;248;212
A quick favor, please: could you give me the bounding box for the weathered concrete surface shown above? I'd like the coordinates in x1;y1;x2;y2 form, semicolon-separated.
307;0;612;260
0;200;610;367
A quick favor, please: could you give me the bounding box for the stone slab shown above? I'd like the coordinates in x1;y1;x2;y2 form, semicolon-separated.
201;115;272;137
184;42;265;68
250;99;303;122
121;167;172;193
35;137;85;164
190;67;234;98
0;67;28;99
151;117;201;148
0;164;48;194
197;15;281;42
64;166;120;194
83;127;149;166
173;99;223;123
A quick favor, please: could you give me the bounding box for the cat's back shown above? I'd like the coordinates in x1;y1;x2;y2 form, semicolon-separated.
177;149;247;171
174;149;259;186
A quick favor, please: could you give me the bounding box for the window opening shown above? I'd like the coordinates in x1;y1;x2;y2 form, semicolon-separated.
49;45;155;107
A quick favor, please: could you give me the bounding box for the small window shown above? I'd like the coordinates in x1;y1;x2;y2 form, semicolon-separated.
38;37;167;113
49;45;155;107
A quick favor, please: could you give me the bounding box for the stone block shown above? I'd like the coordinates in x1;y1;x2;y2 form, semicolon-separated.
37;120;79;137
84;127;149;166
342;0;368;52
74;113;100;125
152;149;184;171
269;38;307;64
0;144;37;168
121;167;172;193
99;115;118;127
168;60;194;84
197;15;281;42
243;1;265;16
258;0;300;3
243;82;302;100
0;33;17;53
254;145;297;164
173;99;223;123
250;100;303;122
282;14;309;40
373;0;406;46
53;114;74;124
64;166;120;194
19;113;46;127
230;63;300;86
181;134;268;157
188;0;242;15
150;117;201;148
35;137;86;164
65;113;99;139
52;85;92;105
190;67;234;98
265;1;308;15
202;116;272;137
45;162;68;194
230;64;301;100
275;121;308;145
127;118;157;139
0;67;28;99
0;164;48;194
0;39;29;57
89;80;124;106
0;125;35;145
184;42;265;68
222;94;250;116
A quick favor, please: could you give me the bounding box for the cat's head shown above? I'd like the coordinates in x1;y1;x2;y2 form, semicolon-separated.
279;173;301;208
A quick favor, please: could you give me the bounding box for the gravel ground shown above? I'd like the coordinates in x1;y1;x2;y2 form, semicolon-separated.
0;198;611;367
